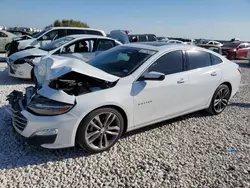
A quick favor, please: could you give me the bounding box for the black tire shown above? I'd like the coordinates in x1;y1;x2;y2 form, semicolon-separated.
229;53;236;60
76;108;124;153
207;84;231;115
5;43;10;51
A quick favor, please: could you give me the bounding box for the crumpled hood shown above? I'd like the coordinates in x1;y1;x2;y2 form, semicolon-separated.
9;48;47;63
35;55;119;87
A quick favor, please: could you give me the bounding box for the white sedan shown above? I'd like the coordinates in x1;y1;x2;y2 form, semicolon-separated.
7;35;121;79
5;42;241;153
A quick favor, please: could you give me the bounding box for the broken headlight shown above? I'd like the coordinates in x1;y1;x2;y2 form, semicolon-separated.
14;57;35;65
27;95;74;116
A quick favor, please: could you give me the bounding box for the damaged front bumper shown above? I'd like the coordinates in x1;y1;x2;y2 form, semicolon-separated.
4;86;79;149
7;57;33;79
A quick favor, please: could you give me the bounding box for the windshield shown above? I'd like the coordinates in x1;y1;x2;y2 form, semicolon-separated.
39;37;74;51
222;42;239;48
88;46;156;77
32;28;52;38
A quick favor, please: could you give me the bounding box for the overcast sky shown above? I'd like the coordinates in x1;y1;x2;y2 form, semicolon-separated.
0;0;249;40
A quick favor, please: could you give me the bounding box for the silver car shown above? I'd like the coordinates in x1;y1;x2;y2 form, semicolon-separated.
0;30;16;52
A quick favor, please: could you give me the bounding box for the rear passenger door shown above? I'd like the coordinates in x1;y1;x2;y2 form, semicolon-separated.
186;50;222;109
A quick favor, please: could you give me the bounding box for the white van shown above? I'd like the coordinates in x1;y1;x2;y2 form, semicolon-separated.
7;27;106;56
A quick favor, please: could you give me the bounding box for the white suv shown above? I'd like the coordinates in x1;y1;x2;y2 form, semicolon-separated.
7;27;106;56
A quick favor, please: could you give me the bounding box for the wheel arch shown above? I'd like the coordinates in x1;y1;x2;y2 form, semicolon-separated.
220;81;232;96
74;104;129;146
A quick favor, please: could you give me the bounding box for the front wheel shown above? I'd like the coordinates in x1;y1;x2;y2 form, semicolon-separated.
207;84;231;115
76;108;124;153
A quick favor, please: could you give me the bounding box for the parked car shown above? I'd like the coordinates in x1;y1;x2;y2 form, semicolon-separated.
5;42;241;153
7;30;33;37
221;42;250;60
7;35;121;79
196;44;222;55
0;30;16;52
167;40;184;44
6;27;106;57
157;37;169;42
128;34;157;42
206;41;223;47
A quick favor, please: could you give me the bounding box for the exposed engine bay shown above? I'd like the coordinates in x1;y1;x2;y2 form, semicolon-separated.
48;71;117;96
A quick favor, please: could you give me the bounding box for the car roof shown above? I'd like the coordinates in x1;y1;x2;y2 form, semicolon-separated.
122;42;222;55
0;30;16;36
49;27;104;32
65;34;117;41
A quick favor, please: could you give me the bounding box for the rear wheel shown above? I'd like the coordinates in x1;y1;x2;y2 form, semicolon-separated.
207;84;231;115
76;108;124;153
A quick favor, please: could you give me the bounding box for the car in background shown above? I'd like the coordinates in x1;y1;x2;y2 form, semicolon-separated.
157;37;169;42
128;34;157;42
0;30;16;52
206;41;223;47
221;42;250;60
7;30;34;40
108;30;157;43
167;40;184;44
7;27;106;57
196;44;222;55
7;35;121;79
5;42;241;152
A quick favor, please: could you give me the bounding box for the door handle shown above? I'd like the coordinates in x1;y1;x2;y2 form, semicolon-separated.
211;72;217;76
177;78;185;84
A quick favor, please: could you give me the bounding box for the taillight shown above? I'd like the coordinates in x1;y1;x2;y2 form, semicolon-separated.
238;68;241;73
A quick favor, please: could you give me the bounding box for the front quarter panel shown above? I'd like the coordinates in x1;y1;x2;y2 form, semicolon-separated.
69;76;134;145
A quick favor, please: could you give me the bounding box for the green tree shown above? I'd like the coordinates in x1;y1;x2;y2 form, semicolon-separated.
45;19;89;28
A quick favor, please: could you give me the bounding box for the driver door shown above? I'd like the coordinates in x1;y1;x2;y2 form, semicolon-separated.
132;50;190;127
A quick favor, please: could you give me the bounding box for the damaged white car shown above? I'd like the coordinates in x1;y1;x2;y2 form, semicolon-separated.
7;35;121;79
5;43;241;153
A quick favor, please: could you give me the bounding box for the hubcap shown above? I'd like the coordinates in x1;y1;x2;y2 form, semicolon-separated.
214;87;229;113
85;112;121;150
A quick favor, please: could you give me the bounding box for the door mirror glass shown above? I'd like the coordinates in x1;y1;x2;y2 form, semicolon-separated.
140;71;165;81
42;35;49;40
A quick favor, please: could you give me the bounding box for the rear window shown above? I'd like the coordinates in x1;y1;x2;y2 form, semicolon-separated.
187;50;212;70
148;35;157;41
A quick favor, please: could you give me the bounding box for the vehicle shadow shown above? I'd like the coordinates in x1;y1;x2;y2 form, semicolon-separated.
236;62;250;68
0;57;6;62
0;108;208;170
229;102;250;108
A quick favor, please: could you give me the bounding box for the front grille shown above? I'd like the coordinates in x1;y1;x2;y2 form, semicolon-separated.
7;41;19;57
10;107;27;132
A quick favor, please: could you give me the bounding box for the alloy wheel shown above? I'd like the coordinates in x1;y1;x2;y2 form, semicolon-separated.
213;87;230;113
85;112;121;150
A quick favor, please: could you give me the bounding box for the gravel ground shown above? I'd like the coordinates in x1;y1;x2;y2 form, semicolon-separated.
0;60;249;188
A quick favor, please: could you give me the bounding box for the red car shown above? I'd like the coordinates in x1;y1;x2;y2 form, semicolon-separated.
222;42;250;60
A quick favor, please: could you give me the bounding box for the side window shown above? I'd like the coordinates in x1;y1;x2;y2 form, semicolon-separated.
138;35;147;42
96;40;114;51
187;50;212;70
0;32;7;37
239;44;246;49
148;50;184;75
44;30;59;40
211;54;223;65
147;35;157;41
67;29;86;35
63;39;96;53
85;30;103;36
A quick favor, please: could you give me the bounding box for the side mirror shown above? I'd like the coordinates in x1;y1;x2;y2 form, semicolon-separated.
41;35;49;40
139;71;165;81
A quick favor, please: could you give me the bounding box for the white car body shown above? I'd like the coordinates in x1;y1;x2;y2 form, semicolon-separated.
7;35;121;79
207;41;223;47
15;27;106;50
5;43;241;150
